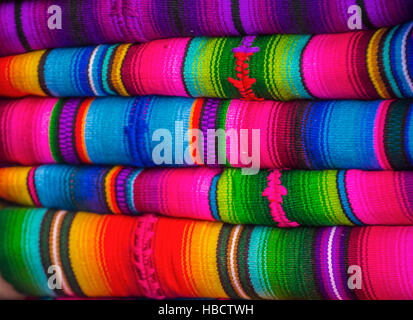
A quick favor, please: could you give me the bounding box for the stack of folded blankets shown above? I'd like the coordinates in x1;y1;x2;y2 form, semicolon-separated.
0;0;413;300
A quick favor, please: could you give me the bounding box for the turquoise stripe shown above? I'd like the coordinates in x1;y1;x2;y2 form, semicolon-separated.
183;38;209;97
84;97;132;164
405;102;413;164
248;227;273;299
283;35;312;99
101;45;118;95
35;165;76;210
24;208;55;296
127;169;143;214
337;171;362;225
209;174;221;221
382;26;403;98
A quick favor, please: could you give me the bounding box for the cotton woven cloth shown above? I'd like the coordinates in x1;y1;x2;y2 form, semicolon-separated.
1;206;413;299
1;22;412;100
2;165;413;227
2;96;413;170
1;0;412;56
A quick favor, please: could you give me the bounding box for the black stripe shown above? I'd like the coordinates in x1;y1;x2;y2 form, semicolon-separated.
99;167;113;213
107;46;120;94
230;0;245;34
39;210;54;276
68;0;86;44
311;231;327;299
342;228;358;300
377;28;397;97
356;0;375;29
14;1;31;51
39;210;67;296
388;26;403;96
168;0;184;35
293;101;308;168
290;0;308;33
38;50;53;96
216;225;240;298
299;35;315;99
237;226;259;299
59;211;85;296
383;101;411;169
180;38;194;96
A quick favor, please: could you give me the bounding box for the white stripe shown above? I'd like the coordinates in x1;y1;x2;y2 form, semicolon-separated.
229;225;250;299
51;210;74;296
327;227;343;300
88;45;102;96
401;23;413;93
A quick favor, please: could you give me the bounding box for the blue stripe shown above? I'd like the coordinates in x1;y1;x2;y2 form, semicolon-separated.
209;173;221;221
337;171;363;225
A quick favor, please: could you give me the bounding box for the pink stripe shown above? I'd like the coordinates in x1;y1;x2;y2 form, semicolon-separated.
164;167;221;220
225;99;245;167
136;38;189;97
362;227;413;299
373;100;392;169
226;100;283;168
302;33;363;99
27;167;41;207
8;97;56;164
133;167;221;220
34;98;57;163
346;170;411;225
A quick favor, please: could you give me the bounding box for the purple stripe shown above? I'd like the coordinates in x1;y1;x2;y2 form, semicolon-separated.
115;167;135;214
59;99;81;164
201;99;220;165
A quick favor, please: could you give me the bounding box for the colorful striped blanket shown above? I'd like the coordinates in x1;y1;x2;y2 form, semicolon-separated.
1;165;413;227
1;22;412;100
1;0;412;56
1;206;413;299
1;97;413;170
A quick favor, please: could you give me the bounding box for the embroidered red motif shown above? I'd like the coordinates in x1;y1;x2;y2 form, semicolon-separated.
228;36;263;101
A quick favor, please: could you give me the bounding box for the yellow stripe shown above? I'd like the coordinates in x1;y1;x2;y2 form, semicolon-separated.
367;28;390;99
10;50;46;96
69;212;112;296
0;167;33;206
110;44;132;96
104;166;122;214
193;221;228;298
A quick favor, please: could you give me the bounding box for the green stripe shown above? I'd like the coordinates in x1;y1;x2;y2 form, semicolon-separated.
49;99;65;162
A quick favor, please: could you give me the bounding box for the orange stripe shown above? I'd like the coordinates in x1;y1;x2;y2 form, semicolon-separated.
189;98;205;165
105;166;123;214
0;57;25;97
74;98;93;163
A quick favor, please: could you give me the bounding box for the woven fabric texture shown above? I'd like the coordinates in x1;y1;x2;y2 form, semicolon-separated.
1;0;412;56
1;165;413;227
2;97;413;170
0;22;412;100
1;207;413;299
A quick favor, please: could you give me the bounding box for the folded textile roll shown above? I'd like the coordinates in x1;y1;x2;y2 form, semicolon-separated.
1;22;412;100
1;0;412;56
1;206;413;299
1;165;413;227
2;96;413;170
